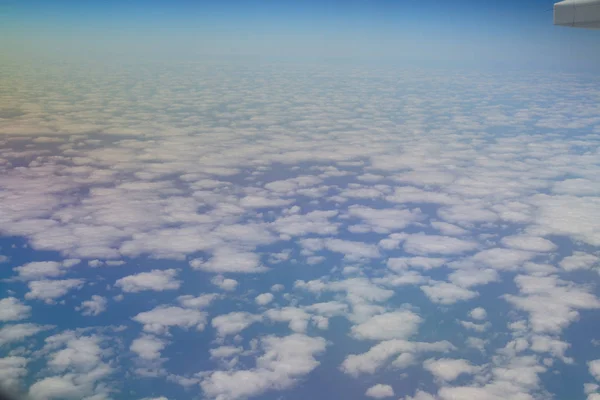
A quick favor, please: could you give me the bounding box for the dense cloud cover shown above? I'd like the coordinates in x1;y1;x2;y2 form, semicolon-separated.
0;61;599;400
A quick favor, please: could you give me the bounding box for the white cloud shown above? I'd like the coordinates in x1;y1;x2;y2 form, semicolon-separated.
403;234;478;256
527;194;600;246
590;360;600;381
210;346;243;359
340;339;455;377
192;248;267;273
201;334;326;400
177;293;219;309
133;306;207;335
115;269;181;293
448;268;499;288
211;275;238;291
505;274;600;333
559;252;599;271
430;221;468;236
421;281;478;305
366;384;395;398
0;297;31;321
14;260;77;280
76;295;107;316
387;257;446;272
469;307;487;320
130;335;167;360
0;323;52;347
351;311;422;341
423;358;480;382
500;235;557;252
346;205;423;233
265;307;311;333
255;293;274;306
0;356;28;389
25;279;85;303
451;248;535;271
212;312;262;337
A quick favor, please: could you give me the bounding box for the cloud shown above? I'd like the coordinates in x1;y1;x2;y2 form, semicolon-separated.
265;307;311;333
200;334;326;400
346;205;423;233
133;306;208;335
0;356;28;389
177;294;219;309
504;274;600;333
423;358;480;382
421;281;478;305
191;248;267;274
500;235;557;252
403;234;478;256
559;252;599;271
115;269;181;293
130;335;167;360
387;257;446;272
255;293;274;306
25;279;85;303
211;275;238;291
590;360;600;381
366;384;395;398
0;297;31;321
350;311;422;341
212;312;262;337
469;307;487;320
0;323;52;347
340;339;455;377
14;260;78;280
76;295;107;316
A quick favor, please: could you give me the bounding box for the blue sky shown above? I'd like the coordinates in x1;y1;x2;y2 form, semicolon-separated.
1;0;599;70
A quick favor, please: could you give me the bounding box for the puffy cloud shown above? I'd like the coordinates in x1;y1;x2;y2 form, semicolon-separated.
366;384;395;398
177;293;219;309
387;257;446;272
0;356;28;389
115;269;181;293
451;248;536;271
255;293;274;306
559;252;599;271
0;323;52;347
14;261;76;280
211;275;238;291
25;279;85;303
341;339;455;377
448;268;499;288
76;295;107;316
265;307;311;333
350;311;422;341
133;306;207;335
421;282;478;305
212;312;262;337
504;274;600;333
590;360;600;381
130;335;167;360
423;358;480;382
469;307;487;320
345;205;423;233
500;235;557;252
191;248;267;273
201;334;326;400
527;194;600;246
0;297;31;321
403;234;478;256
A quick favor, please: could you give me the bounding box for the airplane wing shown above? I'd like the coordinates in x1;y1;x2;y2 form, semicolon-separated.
554;0;600;28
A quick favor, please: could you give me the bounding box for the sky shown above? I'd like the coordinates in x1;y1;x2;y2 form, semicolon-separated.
1;0;600;70
1;1;600;400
